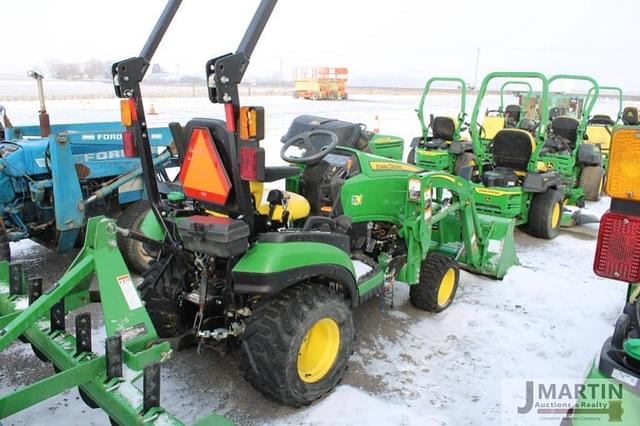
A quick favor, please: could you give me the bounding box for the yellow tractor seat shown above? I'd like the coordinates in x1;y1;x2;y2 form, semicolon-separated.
482;116;506;140
258;190;311;222
586;126;612;150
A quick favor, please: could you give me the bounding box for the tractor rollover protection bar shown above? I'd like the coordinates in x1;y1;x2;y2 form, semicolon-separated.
0;217;231;425
112;0;278;242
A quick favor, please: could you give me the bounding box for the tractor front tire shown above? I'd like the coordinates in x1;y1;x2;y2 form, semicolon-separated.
240;283;354;407
407;148;416;165
580;166;605;202
116;201;156;274
0;218;10;262
410;253;460;313
454;152;476;176
528;189;564;239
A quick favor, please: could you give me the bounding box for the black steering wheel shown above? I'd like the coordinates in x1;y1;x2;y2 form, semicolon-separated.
280;129;340;164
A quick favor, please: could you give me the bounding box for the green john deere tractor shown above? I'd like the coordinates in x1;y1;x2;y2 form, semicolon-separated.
107;0;520;409
407;77;473;174
0;2;520;422
464;72;601;239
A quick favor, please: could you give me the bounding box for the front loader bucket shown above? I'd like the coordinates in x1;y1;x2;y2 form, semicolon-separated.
475;214;518;279
0;217;231;426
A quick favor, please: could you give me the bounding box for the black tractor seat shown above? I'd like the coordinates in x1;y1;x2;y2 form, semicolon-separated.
259;229;350;253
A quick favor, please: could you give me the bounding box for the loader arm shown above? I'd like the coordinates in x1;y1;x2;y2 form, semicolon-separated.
401;172;518;281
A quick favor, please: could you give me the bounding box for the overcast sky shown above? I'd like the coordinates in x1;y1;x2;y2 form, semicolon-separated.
4;0;640;92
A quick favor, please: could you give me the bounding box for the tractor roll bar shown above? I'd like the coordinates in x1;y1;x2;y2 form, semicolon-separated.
238;0;278;58
140;0;183;63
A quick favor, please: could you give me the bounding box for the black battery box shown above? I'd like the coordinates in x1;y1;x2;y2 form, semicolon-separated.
176;215;250;258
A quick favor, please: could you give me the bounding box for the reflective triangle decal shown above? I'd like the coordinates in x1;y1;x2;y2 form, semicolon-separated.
179;128;232;205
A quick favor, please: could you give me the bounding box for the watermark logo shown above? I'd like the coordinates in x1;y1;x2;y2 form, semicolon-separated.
502;378;626;424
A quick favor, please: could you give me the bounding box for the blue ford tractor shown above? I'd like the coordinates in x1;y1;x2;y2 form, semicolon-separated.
0;71;174;268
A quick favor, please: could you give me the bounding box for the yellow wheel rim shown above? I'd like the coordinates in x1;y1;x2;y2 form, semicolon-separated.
437;268;456;306
551;202;561;229
297;318;340;383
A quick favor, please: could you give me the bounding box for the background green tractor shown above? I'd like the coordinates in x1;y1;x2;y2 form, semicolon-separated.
407;77;474;174
466;72;600;240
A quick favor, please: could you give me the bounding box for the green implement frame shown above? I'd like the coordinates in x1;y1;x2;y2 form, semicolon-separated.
402;171;517;280
0;217;230;425
410;77;470;172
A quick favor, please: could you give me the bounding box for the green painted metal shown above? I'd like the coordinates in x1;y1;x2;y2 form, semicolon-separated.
499;80;533;113
570;362;640;425
470;71;550;170
356;269;384;295
139;208;165;242
400;171;518;280
417;77;467;141
0;217;231;425
369;134;404;161
414;77;468;172
625;339;640;361
586;85;624;124
232;241;356;277
168;191;186;202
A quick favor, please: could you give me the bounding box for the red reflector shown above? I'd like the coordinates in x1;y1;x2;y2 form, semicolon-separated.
122;131;136;157
239;147;258;181
594;210;640;282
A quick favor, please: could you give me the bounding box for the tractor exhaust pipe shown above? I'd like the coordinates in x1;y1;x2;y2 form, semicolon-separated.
27;70;50;138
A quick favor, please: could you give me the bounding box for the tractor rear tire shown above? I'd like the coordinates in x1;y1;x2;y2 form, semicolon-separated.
407;148;416;165
0;218;10;262
116;201;156;275
240;282;354;407
139;259;195;338
528;189;564;239
409;253;460;313
580;166;605;202
454;152;476;176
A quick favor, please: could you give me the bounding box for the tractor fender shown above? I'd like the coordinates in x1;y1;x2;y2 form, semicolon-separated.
231;241;358;305
577;143;602;167
522;172;563;193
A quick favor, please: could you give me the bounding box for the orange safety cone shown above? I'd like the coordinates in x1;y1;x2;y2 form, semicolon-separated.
373;114;380;134
148;103;158;115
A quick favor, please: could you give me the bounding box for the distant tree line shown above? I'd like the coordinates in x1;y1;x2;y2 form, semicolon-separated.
46;58;112;80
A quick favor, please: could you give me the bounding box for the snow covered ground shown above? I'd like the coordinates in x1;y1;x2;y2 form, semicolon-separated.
0;94;628;426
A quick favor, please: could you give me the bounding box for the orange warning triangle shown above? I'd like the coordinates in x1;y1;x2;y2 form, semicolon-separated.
179;128;232;205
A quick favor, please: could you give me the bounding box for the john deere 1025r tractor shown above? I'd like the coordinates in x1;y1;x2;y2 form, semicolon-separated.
108;0;518;408
0;2;518;421
464;72;601;239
